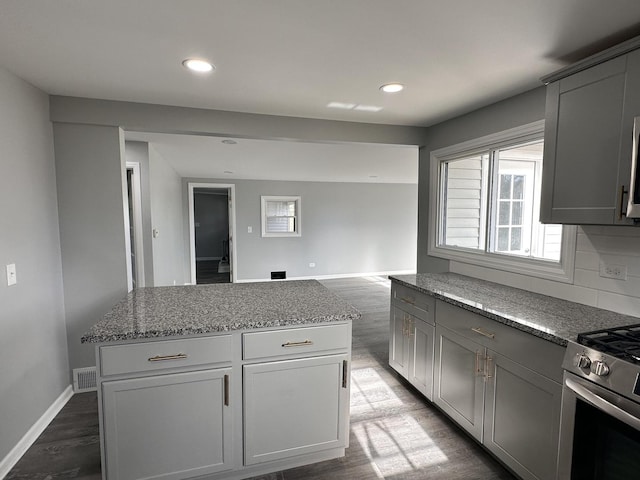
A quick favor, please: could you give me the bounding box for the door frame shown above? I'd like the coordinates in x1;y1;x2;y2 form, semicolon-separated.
125;161;145;290
188;182;237;284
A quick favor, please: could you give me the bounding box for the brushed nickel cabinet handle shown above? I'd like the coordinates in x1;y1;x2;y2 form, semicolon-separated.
342;360;348;388
619;185;629;219
148;353;188;362
224;374;229;406
471;327;495;339
475;350;484;376
281;340;314;347
485;356;493;380
400;296;416;305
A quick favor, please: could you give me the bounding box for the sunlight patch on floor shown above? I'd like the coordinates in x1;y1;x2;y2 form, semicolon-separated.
350;366;448;476
353;414;449;477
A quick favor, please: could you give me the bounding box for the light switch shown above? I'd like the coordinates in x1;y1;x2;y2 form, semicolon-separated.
6;263;16;286
247;226;253;233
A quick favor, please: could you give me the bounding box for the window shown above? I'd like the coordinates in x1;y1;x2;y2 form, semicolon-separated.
261;196;301;237
429;121;576;282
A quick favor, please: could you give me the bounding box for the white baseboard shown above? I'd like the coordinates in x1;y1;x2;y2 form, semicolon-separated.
235;270;416;283
0;385;73;478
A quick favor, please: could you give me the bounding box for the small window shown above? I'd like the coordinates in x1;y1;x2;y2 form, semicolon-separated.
261;196;301;237
429;121;576;283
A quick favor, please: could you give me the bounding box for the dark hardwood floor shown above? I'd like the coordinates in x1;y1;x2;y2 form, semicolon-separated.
7;276;516;480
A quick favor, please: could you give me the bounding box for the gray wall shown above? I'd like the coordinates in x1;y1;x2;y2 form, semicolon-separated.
0;68;69;461
53;123;129;370
417;87;547;273
148;145;188;286
184;178;418;281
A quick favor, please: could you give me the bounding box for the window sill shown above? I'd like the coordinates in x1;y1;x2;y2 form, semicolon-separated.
428;225;577;284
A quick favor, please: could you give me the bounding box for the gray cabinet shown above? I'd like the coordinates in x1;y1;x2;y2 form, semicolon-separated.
434;300;564;480
484;352;562;480
243;354;349;465
97;322;352;480
433;325;485;441
541;47;640;225
389;283;435;400
102;368;233;480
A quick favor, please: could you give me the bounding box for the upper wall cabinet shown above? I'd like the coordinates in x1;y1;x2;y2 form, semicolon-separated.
541;40;640;225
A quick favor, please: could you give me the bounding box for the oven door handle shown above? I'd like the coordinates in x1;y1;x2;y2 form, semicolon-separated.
565;377;640;431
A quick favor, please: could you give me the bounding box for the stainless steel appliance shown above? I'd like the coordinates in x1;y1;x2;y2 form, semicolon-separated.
627;116;640;218
558;324;640;479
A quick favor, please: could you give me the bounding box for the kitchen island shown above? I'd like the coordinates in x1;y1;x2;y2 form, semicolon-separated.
82;280;360;480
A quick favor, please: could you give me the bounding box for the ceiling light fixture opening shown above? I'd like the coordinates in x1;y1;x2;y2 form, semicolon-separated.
354;105;383;112
327;102;382;112
380;83;404;93
182;58;215;73
327;102;357;110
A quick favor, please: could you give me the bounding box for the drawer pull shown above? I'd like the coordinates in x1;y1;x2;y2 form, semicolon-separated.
471;327;495;339
147;353;188;362
281;340;314;348
400;296;416;305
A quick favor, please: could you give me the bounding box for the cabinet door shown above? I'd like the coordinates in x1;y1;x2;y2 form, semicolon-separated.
102;368;232;480
434;325;485;441
389;305;410;377
619;48;640;218
408;317;435;401
243;354;349;465
484;352;562;480
541;55;629;224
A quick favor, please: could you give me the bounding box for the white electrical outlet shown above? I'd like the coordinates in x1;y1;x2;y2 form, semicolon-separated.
248;226;253;233
599;263;627;280
6;263;17;286
309;262;316;268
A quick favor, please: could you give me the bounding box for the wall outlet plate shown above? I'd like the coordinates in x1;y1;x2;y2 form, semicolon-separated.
599;263;627;280
6;263;16;286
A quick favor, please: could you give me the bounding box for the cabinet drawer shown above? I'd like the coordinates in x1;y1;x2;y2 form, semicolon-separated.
100;335;232;377
243;323;350;360
392;283;434;324
436;300;564;383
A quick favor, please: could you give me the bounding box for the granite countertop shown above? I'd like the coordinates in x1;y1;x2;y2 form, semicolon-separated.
81;280;361;343
390;273;640;347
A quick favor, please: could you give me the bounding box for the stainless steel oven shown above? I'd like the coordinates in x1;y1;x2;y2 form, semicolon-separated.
558;327;640;479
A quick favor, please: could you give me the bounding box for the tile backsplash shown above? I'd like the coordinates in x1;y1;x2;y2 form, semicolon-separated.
451;225;640;318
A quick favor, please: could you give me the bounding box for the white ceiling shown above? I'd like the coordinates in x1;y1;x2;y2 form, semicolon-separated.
126;132;418;184
2;0;640;127
2;1;640;182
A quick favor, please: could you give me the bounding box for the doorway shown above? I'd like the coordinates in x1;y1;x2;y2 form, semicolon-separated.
188;183;237;284
124;162;145;291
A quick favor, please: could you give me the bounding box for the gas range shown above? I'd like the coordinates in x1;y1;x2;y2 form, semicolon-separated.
563;323;640;403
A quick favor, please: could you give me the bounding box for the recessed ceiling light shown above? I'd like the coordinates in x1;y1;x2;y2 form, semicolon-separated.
182;58;214;73
221;139;237;144
380;83;404;93
327;102;357;110
354;105;383;112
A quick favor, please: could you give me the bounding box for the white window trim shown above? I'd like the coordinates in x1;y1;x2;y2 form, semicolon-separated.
261;195;302;237
427;120;577;283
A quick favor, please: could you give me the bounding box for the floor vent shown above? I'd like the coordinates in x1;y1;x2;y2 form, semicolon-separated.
73;367;97;393
271;271;286;280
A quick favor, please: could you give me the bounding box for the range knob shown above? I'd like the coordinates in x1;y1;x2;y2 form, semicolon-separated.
590;360;610;377
574;353;591;369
